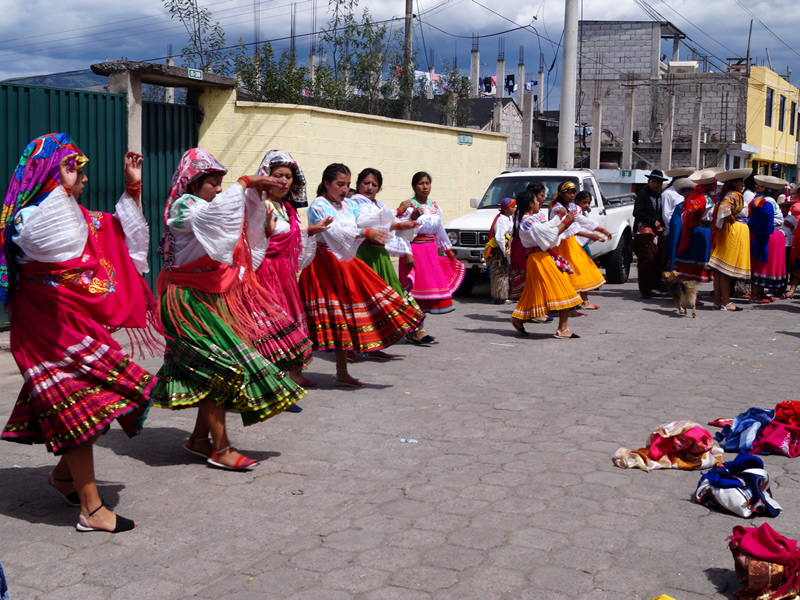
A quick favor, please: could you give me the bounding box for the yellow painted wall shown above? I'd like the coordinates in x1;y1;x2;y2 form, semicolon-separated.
746;66;799;166
197;88;508;221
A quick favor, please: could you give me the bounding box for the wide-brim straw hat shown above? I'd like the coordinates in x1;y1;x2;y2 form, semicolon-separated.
664;167;695;178
689;169;719;185
755;175;789;190
716;168;752;183
673;178;697;193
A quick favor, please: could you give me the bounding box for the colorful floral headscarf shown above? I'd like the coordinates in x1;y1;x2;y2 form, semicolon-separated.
257;149;307;208
0;133;88;306
159;147;227;267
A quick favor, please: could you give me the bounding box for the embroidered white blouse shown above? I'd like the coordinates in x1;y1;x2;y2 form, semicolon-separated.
167;184;266;268
13;186;150;273
352;194;412;256
398;199;452;250
517;213;561;250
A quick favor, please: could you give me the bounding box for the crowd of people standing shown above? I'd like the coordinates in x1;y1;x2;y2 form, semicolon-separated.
630;166;799;311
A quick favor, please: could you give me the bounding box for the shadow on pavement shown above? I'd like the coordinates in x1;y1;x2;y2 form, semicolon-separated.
0;465;124;526
461;312;513;323
704;566;738;599
97;426;283;465
455;326;555;340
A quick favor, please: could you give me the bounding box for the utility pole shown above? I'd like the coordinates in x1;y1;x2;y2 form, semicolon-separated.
402;0;414;119
557;0;579;169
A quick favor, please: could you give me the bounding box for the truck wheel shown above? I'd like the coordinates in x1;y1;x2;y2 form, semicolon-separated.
454;270;475;296
604;230;631;284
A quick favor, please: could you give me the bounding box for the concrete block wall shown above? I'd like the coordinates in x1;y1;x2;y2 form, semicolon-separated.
197;88;508;221
579;21;659;80
578;72;746;153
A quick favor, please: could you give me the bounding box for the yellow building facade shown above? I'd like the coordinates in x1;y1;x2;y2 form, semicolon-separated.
197;88;508;220
746;66;799;177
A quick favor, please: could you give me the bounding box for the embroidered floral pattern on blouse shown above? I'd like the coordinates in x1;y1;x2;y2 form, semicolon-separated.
87;211;104;240
28;257;118;296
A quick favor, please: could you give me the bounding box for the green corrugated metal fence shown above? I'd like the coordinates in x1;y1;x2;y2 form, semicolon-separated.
141;100;199;286
0;82;127;215
0;82;199;324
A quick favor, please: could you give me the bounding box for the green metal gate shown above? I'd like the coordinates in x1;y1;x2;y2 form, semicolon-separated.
0;82;199;323
141;100;199;286
0;82;128;215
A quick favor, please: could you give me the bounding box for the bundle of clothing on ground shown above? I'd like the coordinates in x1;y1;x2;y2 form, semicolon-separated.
713;401;800;457
729;523;800;600
694;452;782;518
613;420;723;471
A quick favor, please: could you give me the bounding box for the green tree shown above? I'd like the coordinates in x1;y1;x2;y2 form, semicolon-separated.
164;0;231;75
316;0;359;110
234;41;308;104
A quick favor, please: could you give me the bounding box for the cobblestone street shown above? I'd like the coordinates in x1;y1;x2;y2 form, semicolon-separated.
2;280;800;599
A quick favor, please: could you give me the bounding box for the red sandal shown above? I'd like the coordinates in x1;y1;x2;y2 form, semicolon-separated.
207;447;259;471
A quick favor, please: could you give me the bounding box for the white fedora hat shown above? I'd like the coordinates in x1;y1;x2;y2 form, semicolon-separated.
664;167;695;178
689;169;718;185
716;168;752;183
673;178;697;193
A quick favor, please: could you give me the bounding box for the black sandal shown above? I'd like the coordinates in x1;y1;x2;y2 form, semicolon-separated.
76;501;136;533
47;472;80;507
511;318;528;336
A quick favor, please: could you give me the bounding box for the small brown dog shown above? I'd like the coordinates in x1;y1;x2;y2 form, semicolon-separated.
662;270;698;317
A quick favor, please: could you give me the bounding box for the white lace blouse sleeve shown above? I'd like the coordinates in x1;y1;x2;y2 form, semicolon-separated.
113;192;150;273
575;211;598;232
244;188;268;270
518;216;560;250
167;185;244;265
309;198;362;262
12;186;87;264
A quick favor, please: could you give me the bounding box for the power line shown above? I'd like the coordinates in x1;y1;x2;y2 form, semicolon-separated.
733;0;800;60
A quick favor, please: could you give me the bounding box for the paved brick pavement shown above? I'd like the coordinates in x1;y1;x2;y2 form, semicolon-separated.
2;280;800;599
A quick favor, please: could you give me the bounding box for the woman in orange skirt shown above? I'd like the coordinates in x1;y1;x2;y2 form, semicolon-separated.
549;181;610;309
510;185;583;339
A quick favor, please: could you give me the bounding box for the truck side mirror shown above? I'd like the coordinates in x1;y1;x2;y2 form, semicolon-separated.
469;197;480;209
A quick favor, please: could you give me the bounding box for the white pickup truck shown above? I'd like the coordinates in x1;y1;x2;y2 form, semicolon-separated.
444;168;635;294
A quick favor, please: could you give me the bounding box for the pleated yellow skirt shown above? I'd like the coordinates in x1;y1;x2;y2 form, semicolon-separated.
512;251;582;320
708;221;751;279
558;236;606;292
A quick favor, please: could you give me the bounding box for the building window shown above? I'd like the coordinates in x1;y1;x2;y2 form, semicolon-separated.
779;96;786;132
792;102;797;135
765;87;774;127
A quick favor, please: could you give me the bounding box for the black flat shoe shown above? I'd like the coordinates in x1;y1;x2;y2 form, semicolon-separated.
76;502;136;533
511;318;528;336
48;473;80;507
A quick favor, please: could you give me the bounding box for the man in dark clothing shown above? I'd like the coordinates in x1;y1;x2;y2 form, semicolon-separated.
631;169;668;298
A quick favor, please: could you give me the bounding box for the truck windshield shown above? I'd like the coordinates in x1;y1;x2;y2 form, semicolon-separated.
477;175;581;209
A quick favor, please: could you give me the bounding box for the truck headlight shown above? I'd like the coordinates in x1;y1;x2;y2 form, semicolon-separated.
447;231;458;245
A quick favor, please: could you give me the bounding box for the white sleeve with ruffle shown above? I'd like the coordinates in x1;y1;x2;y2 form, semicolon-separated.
12;186;88;264
518;215;560;250
244;188;268;270
113;193;150;273
308;197;362;262
167;185;244;266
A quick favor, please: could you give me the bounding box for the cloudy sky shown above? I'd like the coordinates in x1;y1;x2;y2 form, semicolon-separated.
2;0;799;107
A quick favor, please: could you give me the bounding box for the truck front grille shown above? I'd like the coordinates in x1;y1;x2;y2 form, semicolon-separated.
461;232;477;246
